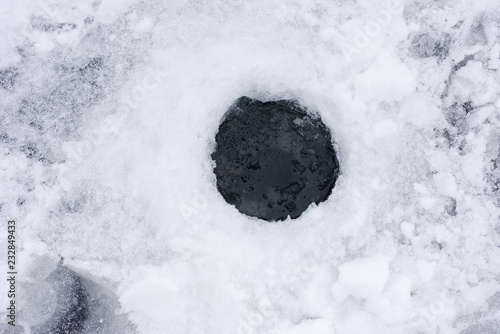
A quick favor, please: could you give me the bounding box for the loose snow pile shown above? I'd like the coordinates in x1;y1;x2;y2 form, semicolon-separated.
1;0;499;333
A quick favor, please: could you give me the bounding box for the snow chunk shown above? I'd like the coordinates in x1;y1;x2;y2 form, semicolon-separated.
121;276;182;323
426;150;453;173
416;260;436;283
269;319;332;334
134;17;154;33
400;93;441;127
452;61;500;106
319;26;337;42
419;197;438;209
372;119;398;138
400;221;415;239
34;35;55;53
332;254;390;302
413;183;427;194
354;51;416;103
463;281;500;310
433;173;457;198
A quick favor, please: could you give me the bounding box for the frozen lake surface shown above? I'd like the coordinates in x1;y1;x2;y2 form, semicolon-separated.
1;0;500;333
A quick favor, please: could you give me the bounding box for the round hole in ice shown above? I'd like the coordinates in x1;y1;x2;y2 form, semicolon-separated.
212;96;340;221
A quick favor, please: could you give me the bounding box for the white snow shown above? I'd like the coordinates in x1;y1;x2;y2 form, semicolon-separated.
1;0;500;333
354;51;417;103
400;93;442;127
332;254;390;302
371;119;398;138
433;173;458;198
416;260;437;283
463;281;500;310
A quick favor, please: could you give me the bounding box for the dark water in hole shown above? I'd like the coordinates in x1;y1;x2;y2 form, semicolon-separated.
212;96;340;221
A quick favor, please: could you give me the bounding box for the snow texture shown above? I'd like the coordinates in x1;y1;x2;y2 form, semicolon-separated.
0;0;500;333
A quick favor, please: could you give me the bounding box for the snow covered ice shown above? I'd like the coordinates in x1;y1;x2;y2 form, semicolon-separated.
0;0;500;333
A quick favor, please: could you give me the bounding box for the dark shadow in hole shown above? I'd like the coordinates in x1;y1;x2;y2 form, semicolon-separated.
212;96;340;221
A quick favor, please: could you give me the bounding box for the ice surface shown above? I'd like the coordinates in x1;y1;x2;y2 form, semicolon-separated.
1;0;500;333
